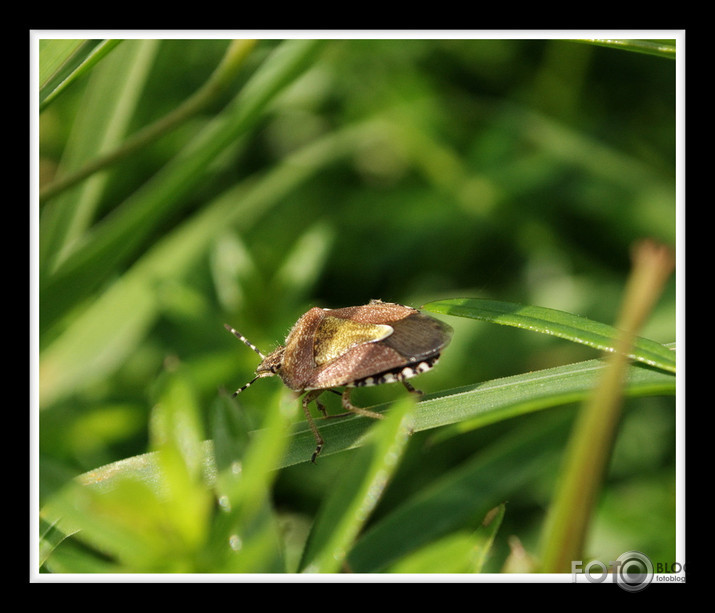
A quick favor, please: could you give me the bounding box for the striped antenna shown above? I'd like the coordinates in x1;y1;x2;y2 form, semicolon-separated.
224;323;267;397
232;375;260;397
224;323;266;359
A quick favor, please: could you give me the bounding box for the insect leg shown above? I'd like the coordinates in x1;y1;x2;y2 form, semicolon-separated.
341;388;384;420
402;379;424;396
302;390;326;463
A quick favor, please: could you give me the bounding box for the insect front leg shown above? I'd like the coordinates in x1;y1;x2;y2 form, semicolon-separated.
302;390;326;463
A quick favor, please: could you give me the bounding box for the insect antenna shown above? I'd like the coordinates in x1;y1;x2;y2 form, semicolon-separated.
224;323;266;359
232;375;260;397
224;323;270;397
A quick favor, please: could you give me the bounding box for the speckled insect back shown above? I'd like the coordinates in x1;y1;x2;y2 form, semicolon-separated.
225;299;452;462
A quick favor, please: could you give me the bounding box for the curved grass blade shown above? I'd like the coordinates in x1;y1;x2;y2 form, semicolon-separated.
54;353;673;494
280;353;674;464
415;352;675;443
423;298;675;374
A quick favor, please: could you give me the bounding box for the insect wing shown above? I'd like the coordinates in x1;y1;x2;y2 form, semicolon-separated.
303;341;409;390
304;312;452;390
382;312;452;361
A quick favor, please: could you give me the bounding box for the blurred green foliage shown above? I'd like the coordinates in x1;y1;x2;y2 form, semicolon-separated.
37;37;677;575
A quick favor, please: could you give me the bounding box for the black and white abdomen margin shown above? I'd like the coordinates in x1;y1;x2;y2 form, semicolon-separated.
349;354;441;388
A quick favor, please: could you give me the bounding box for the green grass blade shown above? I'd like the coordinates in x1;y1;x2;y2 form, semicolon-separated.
41;476;169;571
40;354;672;567
39;39;86;89
539;240;674;572
387;504;505;573
42;364;213;572
347;412;570;572
40;40;160;275
40;40;257;205
208;389;298;572
146;366;213;560
424;298;675;374
268;354;674;466
298;396;416;573
470;504;507;573
45;355;674;491
39;516;78;568
271;221;335;302
39;39;122;111
41;39;327;330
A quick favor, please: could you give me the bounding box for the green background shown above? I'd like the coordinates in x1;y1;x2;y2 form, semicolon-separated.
37;37;677;575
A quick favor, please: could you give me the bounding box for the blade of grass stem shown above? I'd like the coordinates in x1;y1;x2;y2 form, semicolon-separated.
539;240;675;572
40;40;257;204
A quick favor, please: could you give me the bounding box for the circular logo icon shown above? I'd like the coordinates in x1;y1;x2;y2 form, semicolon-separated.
614;551;653;592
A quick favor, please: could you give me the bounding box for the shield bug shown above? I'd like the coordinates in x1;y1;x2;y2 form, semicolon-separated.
225;299;452;462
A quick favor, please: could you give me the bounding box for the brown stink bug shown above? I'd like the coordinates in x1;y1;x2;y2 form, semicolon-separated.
225;299;452;462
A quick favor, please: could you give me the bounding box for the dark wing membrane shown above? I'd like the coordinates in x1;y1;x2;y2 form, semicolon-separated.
381;312;452;361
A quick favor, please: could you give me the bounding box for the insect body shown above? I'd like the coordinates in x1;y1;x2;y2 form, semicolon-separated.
225;299;452;462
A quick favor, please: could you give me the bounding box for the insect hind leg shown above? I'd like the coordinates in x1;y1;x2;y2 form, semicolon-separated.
402;379;423;397
341;388;384;420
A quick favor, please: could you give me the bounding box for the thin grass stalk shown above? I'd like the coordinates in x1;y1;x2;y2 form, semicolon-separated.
539;240;675;572
39;40;257;204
